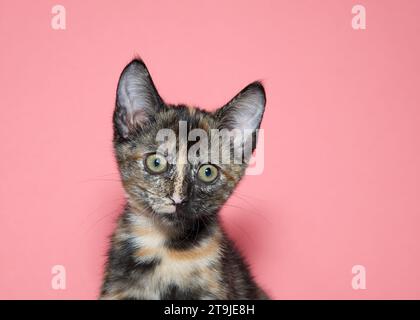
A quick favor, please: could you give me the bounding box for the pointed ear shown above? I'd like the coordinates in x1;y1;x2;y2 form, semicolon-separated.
216;81;266;133
114;59;163;139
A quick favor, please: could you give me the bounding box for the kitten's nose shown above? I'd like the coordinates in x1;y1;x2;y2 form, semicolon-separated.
171;194;186;205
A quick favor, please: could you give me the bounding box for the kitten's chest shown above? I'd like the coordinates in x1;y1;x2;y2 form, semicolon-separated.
131;230;224;299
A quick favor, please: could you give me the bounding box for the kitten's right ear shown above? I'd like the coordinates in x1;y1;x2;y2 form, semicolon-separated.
114;59;163;139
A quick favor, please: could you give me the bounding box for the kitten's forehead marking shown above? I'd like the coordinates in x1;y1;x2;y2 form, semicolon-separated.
187;105;196;116
172;139;187;204
198;117;210;131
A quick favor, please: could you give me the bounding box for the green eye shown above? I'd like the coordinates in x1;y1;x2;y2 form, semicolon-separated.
197;164;219;183
145;154;168;174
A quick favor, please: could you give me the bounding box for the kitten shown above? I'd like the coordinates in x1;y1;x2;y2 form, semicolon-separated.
100;58;268;300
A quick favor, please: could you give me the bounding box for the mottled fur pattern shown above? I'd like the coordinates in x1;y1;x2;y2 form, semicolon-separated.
100;59;268;300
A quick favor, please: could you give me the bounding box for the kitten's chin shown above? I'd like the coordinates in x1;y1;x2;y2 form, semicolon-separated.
153;204;176;214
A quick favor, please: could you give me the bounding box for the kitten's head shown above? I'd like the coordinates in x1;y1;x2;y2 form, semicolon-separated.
113;59;265;228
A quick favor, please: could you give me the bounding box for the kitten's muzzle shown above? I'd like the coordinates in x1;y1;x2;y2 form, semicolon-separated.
174;200;190;215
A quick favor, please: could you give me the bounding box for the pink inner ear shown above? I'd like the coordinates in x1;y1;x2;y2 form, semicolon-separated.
131;109;148;127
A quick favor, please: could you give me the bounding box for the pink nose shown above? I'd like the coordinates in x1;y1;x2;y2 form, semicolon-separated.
171;195;185;204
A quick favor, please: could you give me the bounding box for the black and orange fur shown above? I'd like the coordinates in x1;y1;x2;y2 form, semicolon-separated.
100;59;268;300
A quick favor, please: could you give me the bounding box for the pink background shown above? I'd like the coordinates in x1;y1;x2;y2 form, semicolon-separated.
1;0;420;299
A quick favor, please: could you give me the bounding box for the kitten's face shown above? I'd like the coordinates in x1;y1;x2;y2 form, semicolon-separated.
113;59;265;227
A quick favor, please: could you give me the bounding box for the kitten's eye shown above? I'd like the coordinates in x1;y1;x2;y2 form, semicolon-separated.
197;164;219;183
145;154;168;174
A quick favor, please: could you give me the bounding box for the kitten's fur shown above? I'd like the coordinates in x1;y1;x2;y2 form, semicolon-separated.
100;59;268;299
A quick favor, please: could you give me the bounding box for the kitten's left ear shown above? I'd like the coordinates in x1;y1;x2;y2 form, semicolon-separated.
216;81;266;135
114;59;164;139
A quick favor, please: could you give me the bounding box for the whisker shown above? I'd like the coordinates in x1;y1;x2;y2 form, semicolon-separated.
222;202;272;225
231;190;264;202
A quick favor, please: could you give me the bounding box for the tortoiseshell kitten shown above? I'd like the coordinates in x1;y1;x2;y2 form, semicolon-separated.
100;59;268;300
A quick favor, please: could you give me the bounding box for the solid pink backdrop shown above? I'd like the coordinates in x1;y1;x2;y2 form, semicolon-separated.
1;0;420;299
